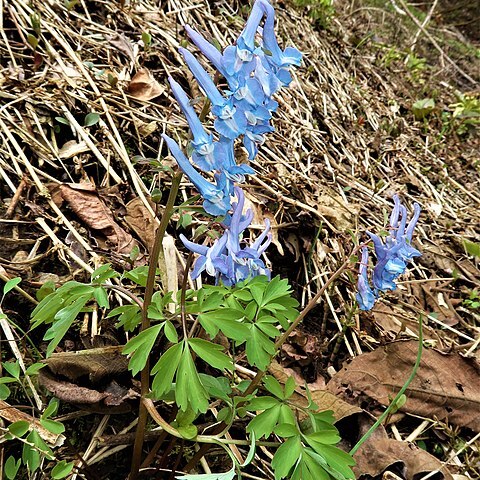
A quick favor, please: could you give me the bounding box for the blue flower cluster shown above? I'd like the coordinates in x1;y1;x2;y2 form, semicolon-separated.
356;195;421;310
163;0;300;285
163;0;301;217
180;187;272;286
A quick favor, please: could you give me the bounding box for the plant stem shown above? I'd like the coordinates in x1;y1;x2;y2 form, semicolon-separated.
181;253;194;339
244;246;361;397
349;314;424;456
130;173;183;480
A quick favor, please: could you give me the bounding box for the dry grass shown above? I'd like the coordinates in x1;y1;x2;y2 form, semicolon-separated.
1;0;479;477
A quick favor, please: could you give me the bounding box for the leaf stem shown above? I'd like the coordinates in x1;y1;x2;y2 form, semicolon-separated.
349;314;424;456
181;253;194;339
130;173;183;479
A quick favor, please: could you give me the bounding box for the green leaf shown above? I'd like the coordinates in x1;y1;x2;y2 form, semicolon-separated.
93;287;109;309
232;289;253;301
240;431;256;467
305;429;341;446
274;423;299;438
44;293;92;356
164;320;178;343
25;363;45;376
40;418;65;435
4;456;21;480
42;398;59;419
55;116;70;126
246;396;279;411
91;264;118;283
306;443;355;478
3;361;20;379
27;34;38;49
279;404;296;425
151;342;183;398
124;266;150;286
3;277;21;295
176;343;209;413
263;375;285;400
245;325;276;370
198;308;246;340
141;31;152;47
176;468;235;480
178;424;198;439
188;338;233;371
108;304;141;331
8;421;30;437
412;98;435;120
463;238;480;258
36;280;56;301
0;383;11;400
250;283;265;306
123;323;163;375
51;460;74;479
216;406;232;423
305;448;355;479
246;404;281;439
84;112;100;127
284;376;296;399
23;432;41;472
198;374;232;402
272;435;302;479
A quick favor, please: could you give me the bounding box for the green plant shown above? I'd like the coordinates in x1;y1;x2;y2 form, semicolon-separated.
463;290;480;310
292;0;334;28
449;92;480;136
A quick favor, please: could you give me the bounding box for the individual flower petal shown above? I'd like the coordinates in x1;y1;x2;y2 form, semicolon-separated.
356;247;376;311
179;47;226;106
162;134;231;216
259;0;302;68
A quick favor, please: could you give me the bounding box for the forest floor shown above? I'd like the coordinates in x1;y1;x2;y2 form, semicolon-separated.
0;0;479;479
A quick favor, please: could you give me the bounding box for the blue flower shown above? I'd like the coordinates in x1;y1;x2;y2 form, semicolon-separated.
168;77;223;172
357;195;422;310
179;48;248;139
259;0;303;70
162;134;231;216
220;137;255;182
181;188;271;286
356;247;376;311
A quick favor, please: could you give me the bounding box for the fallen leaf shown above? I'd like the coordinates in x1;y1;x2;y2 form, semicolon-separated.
327;340;480;431
124;196;158;251
354;438;453;480
128;68;165;101
43;346;128;383
107;33;135;63
39;347;136;414
49;183;138;255
58;140;89;159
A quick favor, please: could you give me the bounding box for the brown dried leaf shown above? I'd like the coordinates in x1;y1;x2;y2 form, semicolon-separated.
58;140;89;159
124;196;157;251
354;438;453;480
327;340;480;431
49;183;137;254
107;33;135;63
128;68;165;101
39;369;107;405
39;347;135;414
43;346;128;383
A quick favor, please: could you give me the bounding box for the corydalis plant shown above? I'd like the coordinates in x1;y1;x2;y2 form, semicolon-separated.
163;0;301;217
357;195;421;310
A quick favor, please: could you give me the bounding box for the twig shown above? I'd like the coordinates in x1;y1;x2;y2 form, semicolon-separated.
396;0;477;85
130;173;182;480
